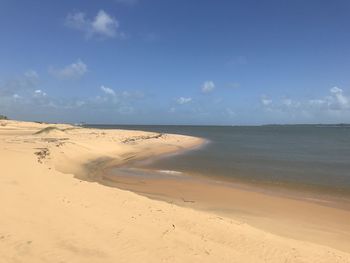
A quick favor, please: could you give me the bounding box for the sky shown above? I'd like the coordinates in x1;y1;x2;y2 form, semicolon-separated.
0;0;350;125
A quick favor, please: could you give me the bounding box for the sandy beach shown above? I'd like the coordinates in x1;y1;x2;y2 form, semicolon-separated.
1;120;350;263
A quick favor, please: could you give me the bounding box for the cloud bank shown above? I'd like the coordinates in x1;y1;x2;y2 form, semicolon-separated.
260;87;350;123
1;68;349;125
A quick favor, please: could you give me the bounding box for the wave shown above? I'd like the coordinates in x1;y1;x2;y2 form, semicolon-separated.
157;170;183;176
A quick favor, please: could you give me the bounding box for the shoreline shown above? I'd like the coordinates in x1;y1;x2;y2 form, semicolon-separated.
105;165;350;253
1;120;350;262
74;133;207;187
113;143;350;212
109;165;350;211
103;141;350;253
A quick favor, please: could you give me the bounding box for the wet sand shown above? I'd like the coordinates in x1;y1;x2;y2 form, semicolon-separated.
105;166;350;253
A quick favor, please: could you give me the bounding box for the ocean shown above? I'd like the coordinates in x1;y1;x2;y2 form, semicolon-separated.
87;124;350;203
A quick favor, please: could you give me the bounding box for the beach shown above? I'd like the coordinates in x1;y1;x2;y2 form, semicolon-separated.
1;120;350;263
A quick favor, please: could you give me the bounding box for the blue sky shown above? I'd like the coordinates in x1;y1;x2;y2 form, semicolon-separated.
1;0;350;124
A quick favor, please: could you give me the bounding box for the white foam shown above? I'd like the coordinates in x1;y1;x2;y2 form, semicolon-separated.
158;170;183;175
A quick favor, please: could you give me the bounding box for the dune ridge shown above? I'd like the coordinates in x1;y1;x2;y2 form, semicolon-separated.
1;120;350;263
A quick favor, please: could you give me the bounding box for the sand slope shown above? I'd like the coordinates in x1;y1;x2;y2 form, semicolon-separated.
1;120;349;263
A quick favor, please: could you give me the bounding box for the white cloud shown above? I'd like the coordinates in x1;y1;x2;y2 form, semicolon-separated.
92;10;119;37
201;81;215;93
330;86;349;108
34;89;47;97
261;96;272;106
100;85;116;96
65;10;122;39
50;60;87;79
260;87;350;122
176;97;192;104
305;87;349;111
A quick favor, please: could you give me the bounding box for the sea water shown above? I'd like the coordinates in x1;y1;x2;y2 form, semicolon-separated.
87;124;350;199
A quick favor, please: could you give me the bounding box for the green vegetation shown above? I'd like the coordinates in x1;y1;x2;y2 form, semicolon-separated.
0;115;8;120
34;126;79;135
34;126;62;135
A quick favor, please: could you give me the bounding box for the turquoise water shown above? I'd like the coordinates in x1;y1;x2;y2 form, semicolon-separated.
87;125;350;197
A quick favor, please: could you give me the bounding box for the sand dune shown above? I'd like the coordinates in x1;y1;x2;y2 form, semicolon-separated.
1;120;350;262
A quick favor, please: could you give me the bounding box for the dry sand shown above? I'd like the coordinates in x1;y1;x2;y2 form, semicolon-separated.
1;120;350;263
